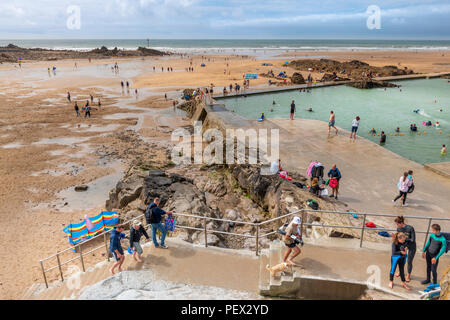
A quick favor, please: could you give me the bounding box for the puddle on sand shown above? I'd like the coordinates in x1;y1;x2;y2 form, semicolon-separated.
32;137;92;146
2;142;25;149
70;123;121;133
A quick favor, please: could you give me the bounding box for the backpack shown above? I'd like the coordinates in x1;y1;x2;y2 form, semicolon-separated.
144;204;154;224
329;178;338;189
307;199;319;210
408;183;415;194
442;232;450;253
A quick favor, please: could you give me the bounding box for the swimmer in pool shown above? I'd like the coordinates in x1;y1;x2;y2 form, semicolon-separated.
413;109;420;113
395;127;400;133
369;128;377;134
410;124;417;132
436;121;440;127
306;108;313;112
442;145;447;155
260;113;265;121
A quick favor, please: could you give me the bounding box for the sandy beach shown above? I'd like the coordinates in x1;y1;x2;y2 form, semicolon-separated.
0;49;449;299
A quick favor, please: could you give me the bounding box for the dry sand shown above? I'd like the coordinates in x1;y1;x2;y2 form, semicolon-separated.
0;50;448;299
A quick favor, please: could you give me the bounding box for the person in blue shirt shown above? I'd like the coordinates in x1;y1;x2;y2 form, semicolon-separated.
145;197;173;249
327;164;342;200
421;224;447;285
109;225;125;275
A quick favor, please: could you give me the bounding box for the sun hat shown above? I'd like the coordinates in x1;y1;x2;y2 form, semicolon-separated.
133;220;142;227
292;216;301;225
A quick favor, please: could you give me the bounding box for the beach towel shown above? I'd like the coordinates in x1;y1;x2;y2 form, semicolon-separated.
165;214;175;232
365;222;376;228
306;161;317;177
378;231;390;237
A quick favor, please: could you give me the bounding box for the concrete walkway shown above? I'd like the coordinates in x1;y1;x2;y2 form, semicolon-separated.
29;239;260;300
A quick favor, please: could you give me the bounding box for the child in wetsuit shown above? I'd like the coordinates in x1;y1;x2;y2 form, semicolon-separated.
421;224;447;285
389;232;410;290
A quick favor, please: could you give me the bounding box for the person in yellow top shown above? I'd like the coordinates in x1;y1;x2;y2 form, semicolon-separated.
441;144;447;155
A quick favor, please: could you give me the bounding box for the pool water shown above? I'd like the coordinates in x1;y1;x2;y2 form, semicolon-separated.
221;78;450;165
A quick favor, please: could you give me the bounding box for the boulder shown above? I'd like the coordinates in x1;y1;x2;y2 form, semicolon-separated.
290;72;306;84
74;185;88;192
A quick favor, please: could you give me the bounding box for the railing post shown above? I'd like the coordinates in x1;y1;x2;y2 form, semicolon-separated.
56;252;64;282
104;233;110;262
204;218;208;248
423;218;433;248
300;210;306;238
40;260;48;288
360;214;367;248
256;225;259;256
79;244;85;272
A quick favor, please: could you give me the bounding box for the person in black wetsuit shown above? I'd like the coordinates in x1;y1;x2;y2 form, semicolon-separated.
389;232;411;290
394;216;416;282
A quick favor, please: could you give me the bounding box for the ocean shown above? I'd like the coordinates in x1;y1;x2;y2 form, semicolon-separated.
1;39;450;54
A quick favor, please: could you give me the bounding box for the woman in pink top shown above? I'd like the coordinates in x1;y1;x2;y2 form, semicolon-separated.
393;172;412;207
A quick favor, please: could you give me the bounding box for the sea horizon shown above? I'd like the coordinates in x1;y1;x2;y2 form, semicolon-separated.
1;39;450;53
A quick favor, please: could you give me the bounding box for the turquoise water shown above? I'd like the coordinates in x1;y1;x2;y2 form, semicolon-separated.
221;78;450;165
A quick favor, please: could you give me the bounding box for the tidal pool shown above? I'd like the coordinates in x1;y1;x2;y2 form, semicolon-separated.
221;78;450;164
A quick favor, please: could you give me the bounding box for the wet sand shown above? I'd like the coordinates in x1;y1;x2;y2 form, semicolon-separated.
0;49;449;299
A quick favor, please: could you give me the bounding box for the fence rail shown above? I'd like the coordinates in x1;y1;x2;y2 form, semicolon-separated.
38;209;450;288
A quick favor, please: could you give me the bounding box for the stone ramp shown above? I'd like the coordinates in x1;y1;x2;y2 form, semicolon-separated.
28;239;260;300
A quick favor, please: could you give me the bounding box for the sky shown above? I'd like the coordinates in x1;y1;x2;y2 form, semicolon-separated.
0;0;449;39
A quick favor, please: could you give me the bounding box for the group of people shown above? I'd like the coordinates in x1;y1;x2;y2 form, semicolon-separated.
280;214;447;292
68;91;101;118
307;161;342;200
108;197;173;275
390;216;447;290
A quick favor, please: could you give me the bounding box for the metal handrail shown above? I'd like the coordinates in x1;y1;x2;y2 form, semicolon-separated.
38;208;450;288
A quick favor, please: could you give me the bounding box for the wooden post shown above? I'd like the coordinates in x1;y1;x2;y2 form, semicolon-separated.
40;261;48;289
204;218;208;248
256;225;259;256
79;244;85;272
360;214;367;248
104;233;110;262
423;218;432;249
56;252;64;282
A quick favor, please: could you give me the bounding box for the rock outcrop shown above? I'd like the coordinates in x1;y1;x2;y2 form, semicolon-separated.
290;72;306;84
106;163;385;250
0;44;167;63
289;59;414;79
348;80;399;89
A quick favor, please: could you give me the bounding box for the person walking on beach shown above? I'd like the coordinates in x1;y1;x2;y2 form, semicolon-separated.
109;225;125;275
421;224;447;285
98;98;102;110
328;111;338;135
393;172;412;206
84;101;91;118
327;164;341;200
145;197;173;249
74;102;79;117
389;232;410;290
290;100;296;120
129;220;150;263
283;216;302;266
394;216;416;282
350;116;360;141
67;92;71;102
